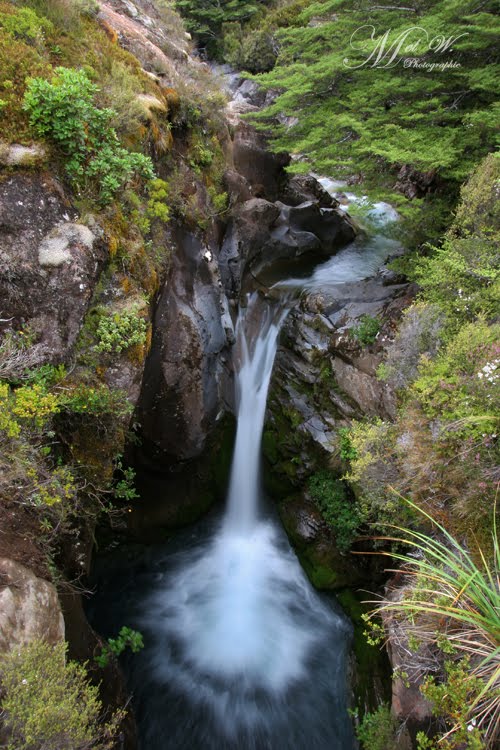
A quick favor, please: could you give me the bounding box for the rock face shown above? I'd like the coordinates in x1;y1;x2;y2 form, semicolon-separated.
0;174;105;362
136;228;232;467
0;558;65;654
0;141;47;168
264;271;417;491
219;195;357;298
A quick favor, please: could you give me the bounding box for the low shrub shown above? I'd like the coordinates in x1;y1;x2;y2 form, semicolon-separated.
23;67;154;203
307;471;360;552
356;703;398;750
0;639;123;750
95;307;148;354
351;315;380;346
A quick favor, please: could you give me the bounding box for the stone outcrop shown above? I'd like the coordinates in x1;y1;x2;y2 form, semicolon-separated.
264;271;417;490
0;141;47;168
0;174;105;362
219;195;357;298
381;580;433;745
0;558;65;654
135;228;232;467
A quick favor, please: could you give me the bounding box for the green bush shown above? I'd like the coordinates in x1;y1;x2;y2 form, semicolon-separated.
0;639;122;750
95;307;147;354
23;67;154;203
351;315;380;346
356;704;398;750
0;6;53;44
307;471;360;552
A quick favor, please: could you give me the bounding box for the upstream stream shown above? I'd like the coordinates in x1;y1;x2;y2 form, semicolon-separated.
88;185;401;749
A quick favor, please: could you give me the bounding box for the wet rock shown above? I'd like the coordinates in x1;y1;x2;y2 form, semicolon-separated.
281;174;339;208
0;174;105;362
382;581;433;734
231;121;290;201
219;196;356;297
136;228;231;466
0;558;65;653
394;164;437;199
278;495;375;590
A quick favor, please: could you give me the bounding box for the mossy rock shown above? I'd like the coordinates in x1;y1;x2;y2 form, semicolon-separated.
336;589;392;718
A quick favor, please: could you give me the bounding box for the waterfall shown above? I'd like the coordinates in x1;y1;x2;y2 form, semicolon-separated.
224;295;289;533
89;292;355;749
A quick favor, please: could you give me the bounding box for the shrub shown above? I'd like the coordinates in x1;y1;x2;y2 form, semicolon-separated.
23;67;154;203
351;315;380;346
356;703;398;750
0;6;53;45
95;307;148;354
307;471;360;552
377;304;444;390
0;639;123;750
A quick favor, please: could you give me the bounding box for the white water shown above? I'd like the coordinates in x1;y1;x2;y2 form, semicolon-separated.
132;294;353;747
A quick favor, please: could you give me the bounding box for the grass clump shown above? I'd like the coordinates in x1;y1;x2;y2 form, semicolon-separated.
372;499;500;749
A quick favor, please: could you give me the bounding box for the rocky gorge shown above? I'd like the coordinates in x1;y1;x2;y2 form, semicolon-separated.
1;2;497;749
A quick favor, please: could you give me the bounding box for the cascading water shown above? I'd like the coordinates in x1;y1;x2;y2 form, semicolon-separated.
89;293;355;749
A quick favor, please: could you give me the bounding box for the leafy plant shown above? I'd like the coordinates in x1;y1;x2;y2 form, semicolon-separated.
351;315;380;346
95;307;147;354
356;703;398;750
308;471;360;552
113;455;139;502
338;427;358;462
23;67;154;203
0;639;123;749
95;626;144;668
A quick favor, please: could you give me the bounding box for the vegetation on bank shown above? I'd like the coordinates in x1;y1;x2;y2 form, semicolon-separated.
0;640;124;750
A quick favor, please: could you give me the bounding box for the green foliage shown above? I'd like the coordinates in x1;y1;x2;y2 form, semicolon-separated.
375;500;500;748
0;639;122;750
412;154;500;330
95;307;148;354
0;6;53;44
351;315;380;346
113;455;139;502
338;427;357;462
95;626;144;668
59;384;133;420
356;703;398;750
307;471;360;552
249;0;499;198
23;67;154;203
417;660;486;750
175;0;271;58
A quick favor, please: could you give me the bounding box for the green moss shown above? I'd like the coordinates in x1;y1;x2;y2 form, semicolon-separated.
337;589;392;717
302;559;338;588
